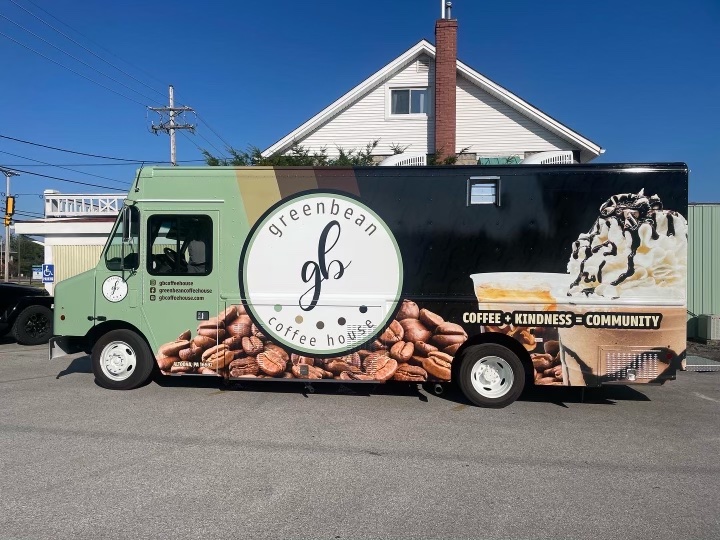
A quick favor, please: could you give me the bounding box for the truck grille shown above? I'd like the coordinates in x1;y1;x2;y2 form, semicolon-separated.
602;347;660;381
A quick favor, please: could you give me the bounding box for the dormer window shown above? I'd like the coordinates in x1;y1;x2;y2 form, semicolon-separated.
390;88;428;115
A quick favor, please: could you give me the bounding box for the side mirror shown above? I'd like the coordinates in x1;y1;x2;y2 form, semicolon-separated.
121;207;130;242
122;207;135;245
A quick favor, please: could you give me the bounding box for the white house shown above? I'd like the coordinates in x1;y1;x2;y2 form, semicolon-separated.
263;13;603;164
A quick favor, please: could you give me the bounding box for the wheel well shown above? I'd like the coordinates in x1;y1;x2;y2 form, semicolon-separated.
8;298;53;326
452;332;534;384
86;320;153;357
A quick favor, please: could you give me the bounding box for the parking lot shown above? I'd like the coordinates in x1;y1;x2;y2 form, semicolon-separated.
1;338;719;540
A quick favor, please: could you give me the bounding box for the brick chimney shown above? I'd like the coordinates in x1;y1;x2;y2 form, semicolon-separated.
434;9;457;161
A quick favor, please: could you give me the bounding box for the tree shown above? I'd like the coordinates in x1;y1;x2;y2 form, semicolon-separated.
427;146;473;166
203;140;380;167
9;234;43;277
203;140;473;167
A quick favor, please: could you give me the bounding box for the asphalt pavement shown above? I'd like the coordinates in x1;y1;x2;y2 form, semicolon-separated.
1;338;719;540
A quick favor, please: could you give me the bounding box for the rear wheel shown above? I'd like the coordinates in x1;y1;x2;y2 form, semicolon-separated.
457;344;526;408
92;329;154;390
12;305;53;345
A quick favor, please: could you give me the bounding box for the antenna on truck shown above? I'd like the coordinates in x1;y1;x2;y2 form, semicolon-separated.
133;162;144;193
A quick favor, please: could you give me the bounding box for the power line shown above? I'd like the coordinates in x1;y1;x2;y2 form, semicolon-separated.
7;1;235;160
4;167;128;191
8;1;235;156
0;163;148;167
0;150;129;185
149;91;231;161
8;0;168;101
10;210;45;218
0;12;159;104
178;130;207;155
0;133;200;163
195;112;234;149
0;29;147;107
194;129;227;158
23;0;171;92
149;85;197;165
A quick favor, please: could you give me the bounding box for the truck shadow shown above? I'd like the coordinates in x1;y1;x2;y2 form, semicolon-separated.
151;374;650;406
56;354;92;379
517;384;651;407
152;373;429;400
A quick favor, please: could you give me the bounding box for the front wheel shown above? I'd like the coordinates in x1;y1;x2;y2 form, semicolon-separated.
457;344;526;408
91;329;154;390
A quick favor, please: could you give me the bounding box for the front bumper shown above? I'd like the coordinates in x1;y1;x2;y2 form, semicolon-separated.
49;336;87;361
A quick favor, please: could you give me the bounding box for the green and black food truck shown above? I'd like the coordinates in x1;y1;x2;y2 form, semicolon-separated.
50;163;688;407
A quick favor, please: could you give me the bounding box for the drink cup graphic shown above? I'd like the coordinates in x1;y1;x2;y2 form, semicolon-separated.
470;272;572;385
557;304;686;385
471;272;570;308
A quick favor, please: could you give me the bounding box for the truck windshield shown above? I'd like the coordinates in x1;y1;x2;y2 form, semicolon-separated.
105;206;140;271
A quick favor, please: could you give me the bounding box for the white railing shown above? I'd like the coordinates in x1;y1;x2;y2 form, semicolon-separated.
521;150;575;165
378;152;427;166
44;191;126;217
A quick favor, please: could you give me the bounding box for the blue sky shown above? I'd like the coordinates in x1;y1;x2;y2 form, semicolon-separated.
0;0;718;224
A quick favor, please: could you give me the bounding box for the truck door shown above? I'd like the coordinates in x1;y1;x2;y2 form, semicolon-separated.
141;212;220;375
95;205;142;331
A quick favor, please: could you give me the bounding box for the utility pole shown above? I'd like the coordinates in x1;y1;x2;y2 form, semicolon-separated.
148;85;195;165
1;167;19;282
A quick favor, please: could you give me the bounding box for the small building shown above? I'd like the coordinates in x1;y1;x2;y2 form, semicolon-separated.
687;203;720;338
13;190;124;294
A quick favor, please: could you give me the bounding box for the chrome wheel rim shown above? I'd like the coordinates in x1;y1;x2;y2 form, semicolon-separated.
470;356;514;398
100;341;137;381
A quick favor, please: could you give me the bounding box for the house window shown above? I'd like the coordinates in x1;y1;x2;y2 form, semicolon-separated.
390;88;428;115
468;177;500;206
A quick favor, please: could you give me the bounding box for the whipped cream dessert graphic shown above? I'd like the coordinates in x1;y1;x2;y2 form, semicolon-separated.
567;189;687;300
560;189;687;385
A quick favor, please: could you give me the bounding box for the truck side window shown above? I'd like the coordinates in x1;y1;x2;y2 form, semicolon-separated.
105;206;140;271
147;215;213;276
468;177;501;206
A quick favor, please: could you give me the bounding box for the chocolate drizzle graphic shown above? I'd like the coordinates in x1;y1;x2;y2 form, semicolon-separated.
568;189;684;297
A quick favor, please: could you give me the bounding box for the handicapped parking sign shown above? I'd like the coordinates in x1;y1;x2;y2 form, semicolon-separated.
42;264;54;283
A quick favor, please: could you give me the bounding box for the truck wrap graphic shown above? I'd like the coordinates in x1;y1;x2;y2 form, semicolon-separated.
51;163;688;404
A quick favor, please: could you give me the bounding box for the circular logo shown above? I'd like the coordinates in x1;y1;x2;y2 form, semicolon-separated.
240;191;403;357
102;275;128;302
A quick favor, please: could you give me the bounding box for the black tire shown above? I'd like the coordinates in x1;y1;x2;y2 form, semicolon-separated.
91;329;154;390
12;305;53;345
457;344;526;408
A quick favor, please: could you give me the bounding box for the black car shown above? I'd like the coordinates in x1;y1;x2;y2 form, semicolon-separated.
0;283;54;345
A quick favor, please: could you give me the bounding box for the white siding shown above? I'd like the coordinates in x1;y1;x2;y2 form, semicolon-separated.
52;244;103;284
287;55;581;159
456;75;571;157
297;56;434;157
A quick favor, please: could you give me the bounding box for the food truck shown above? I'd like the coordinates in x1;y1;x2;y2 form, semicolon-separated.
50;163;688;407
